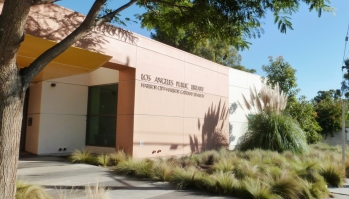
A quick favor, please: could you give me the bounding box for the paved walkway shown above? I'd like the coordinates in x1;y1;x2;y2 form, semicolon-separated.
17;155;349;199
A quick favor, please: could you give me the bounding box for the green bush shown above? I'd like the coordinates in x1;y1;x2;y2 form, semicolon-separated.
238;83;308;154
239;110;308;153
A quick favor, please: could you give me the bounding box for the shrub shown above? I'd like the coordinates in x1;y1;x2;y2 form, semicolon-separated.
266;172;304;199
70;149;96;164
150;161;174;181
232;160;258;179
169;167;205;189
296;162;323;183
239;111;308;153
212;172;238;195
210;159;233;173
240;178;274;199
16;181;51;199
97;154;111;167
114;159;153;178
320;164;345;187
238;83;308;154
109;150;128;166
310;180;329;199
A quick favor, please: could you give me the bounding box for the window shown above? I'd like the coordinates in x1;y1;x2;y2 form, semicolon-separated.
86;84;118;147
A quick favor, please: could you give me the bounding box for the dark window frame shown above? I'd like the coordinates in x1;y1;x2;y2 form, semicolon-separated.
85;83;118;147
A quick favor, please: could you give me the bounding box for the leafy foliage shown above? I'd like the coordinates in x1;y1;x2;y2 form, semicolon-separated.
287;96;323;143
150;27;256;73
313;91;342;138
139;0;333;50
262;56;322;143
262;56;299;98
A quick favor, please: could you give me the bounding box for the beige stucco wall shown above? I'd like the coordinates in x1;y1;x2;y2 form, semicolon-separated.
130;48;229;158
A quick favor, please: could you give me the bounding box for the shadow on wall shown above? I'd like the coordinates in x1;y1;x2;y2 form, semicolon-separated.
229;102;238;145
189;99;229;153
25;4;137;52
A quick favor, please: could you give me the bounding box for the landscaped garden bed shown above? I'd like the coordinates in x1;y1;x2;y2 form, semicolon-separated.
69;143;348;199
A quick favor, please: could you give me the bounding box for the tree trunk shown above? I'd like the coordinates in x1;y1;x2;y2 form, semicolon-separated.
0;64;25;199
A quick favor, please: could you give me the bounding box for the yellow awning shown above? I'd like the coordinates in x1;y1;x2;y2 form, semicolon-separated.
17;34;112;82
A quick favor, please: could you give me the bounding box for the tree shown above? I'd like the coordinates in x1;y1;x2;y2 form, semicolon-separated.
262;56;300;98
313;90;343;138
287;96;322;143
313;89;341;103
0;0;332;197
262;56;322;143
151;27;256;73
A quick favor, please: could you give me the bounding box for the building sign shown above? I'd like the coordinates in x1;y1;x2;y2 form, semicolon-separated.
140;74;205;98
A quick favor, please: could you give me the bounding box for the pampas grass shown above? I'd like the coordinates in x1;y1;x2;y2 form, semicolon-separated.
238;83;308;154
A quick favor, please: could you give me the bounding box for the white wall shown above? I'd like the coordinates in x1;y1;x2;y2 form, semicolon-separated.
25;67;119;155
228;68;262;150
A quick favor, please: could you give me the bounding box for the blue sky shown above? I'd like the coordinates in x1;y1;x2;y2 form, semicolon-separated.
56;0;349;99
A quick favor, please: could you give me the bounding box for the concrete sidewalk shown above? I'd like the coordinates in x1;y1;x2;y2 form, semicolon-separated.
17;155;349;199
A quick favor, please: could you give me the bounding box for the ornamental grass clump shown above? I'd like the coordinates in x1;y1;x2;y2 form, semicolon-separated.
238;83;308;153
212;172;238;195
97;154;111;167
266;171;304;199
320;164;345;187
70;149;96;164
150;161;174;181
16;181;51;199
114;159;153;178
108;150;128;166
169;166;205;189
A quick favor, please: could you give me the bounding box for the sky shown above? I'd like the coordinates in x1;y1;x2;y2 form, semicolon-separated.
56;0;349;100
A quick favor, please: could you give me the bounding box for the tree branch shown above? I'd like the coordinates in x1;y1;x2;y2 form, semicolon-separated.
95;0;137;26
31;0;60;5
20;0;108;87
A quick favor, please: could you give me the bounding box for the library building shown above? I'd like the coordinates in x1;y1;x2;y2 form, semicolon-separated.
12;3;262;158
